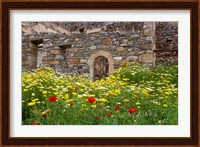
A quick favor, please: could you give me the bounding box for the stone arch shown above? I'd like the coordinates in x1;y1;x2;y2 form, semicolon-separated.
87;50;114;81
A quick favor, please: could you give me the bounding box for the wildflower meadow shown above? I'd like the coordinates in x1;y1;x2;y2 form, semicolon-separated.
22;62;178;125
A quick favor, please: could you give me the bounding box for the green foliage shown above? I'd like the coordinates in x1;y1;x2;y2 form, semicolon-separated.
22;63;178;125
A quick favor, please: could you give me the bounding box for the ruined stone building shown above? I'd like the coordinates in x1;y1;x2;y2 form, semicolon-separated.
22;22;178;81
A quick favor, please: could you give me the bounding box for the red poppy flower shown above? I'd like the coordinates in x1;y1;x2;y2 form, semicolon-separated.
115;105;120;111
105;112;111;117
42;112;46;117
95;116;100;119
48;96;58;102
99;105;103;108
32;121;39;125
69;103;74;107
129;107;137;114
87;97;96;103
69;89;73;94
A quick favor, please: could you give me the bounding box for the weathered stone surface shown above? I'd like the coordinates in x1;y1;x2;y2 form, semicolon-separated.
68;57;80;64
138;51;145;55
22;23;32;35
146;50;153;54
55;55;65;60
43;39;50;42
123;39;128;42
114;56;123;62
155;22;178;65
127;52;136;56
70;48;79;52
138;54;154;63
61;61;67;67
22;22;177;74
32;24;48;33
146;36;153;42
120;43;128;47
128;48;132;52
116;47;124;52
143;30;151;36
57;27;70;35
120;50;128;56
42;52;47;56
140;44;152;50
49;60;60;65
43;44;49;48
50;49;62;54
126;56;138;61
47;28;57;34
64;39;70;43
102;38;112;45
131;34;140;38
28;56;37;66
68;53;75;57
90;46;97;50
87;28;101;34
80;59;88;63
90;36;96;40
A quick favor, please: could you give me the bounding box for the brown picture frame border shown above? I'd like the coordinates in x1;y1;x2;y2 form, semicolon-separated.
1;1;198;146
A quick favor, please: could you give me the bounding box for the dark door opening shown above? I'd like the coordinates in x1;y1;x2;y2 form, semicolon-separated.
94;56;109;80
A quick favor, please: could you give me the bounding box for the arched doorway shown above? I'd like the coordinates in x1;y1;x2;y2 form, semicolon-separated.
87;50;114;81
94;56;109;80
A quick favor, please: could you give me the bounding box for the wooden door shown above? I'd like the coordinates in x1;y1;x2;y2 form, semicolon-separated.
94;56;109;80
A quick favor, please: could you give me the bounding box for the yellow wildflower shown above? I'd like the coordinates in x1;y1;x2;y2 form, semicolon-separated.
42;91;47;95
101;98;108;102
115;89;120;94
66;99;72;102
65;94;69;99
72;92;77;95
136;102;140;105
81;104;86;107
54;92;59;95
79;89;84;92
123;99;129;102
48;86;53;89
32;98;39;102
163;104;168;107
28;101;36;106
91;104;96;108
78;95;83;98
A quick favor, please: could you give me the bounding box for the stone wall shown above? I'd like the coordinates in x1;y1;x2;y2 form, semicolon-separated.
22;22;156;76
155;22;178;65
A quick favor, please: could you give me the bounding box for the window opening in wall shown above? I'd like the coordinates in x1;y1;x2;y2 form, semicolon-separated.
94;56;109;81
37;43;43;68
58;44;71;49
30;39;43;68
79;28;84;33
